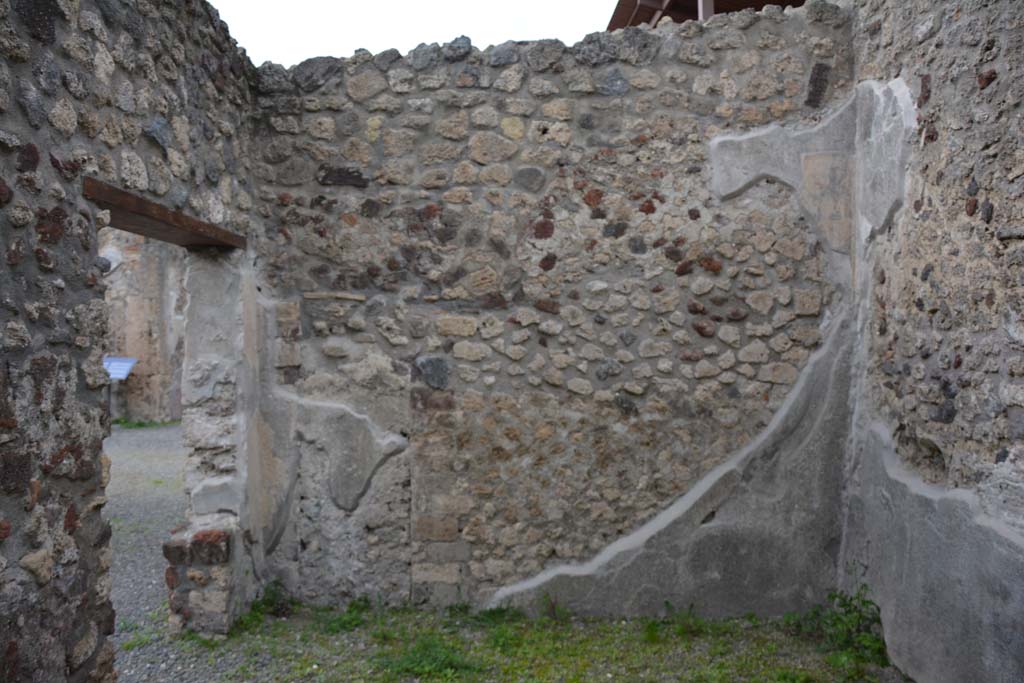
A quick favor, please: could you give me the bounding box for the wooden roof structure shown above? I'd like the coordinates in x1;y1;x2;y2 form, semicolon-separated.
607;0;805;30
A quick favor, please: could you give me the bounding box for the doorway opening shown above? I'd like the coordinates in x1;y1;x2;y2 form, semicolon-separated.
83;177;247;679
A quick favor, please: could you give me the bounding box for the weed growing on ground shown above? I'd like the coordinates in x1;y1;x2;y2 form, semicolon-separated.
642;618;663;644
539;593;572;622
116;619;140;633
771;669;818;683
376;632;477;678
178;630;219;650
120;630;157;651
318;595;372;634
487;623;523;653
468;605;526;628
784;586;889;681
230;580;297;636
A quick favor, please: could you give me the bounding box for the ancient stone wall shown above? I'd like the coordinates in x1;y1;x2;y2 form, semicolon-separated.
0;0;255;679
838;2;1024;681
852;0;1024;535
4;0;1023;681
99;229;185;422
244;4;854;607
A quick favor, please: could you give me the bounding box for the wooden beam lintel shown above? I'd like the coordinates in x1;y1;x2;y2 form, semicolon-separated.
82;177;246;250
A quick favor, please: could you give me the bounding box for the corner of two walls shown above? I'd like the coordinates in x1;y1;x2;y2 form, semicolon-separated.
836;2;1024;682
129;3;1024;683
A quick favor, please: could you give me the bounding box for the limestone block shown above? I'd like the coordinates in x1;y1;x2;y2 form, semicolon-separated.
412;563;461;585
469;132;519;164
452;341;491;361
437;315;478;337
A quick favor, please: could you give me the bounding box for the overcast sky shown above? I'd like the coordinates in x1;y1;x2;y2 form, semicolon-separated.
208;1;619;68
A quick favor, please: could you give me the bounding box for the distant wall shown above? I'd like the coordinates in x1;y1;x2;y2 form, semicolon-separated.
100;229;186;422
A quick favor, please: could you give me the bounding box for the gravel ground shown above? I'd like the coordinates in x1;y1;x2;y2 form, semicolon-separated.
104;424;238;682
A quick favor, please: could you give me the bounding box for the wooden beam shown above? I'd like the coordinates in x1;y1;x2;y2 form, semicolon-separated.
649;0;673;26
82;177;246;250
625;0;643;27
698;0;715;20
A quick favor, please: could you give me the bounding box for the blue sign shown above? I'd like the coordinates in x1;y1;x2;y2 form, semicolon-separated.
103;356;137;381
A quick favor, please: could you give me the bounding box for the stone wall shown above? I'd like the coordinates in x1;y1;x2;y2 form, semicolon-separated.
99;229;185;422
0;0;255;679
838;1;1024;681
853;0;1024;535
244;4;854;608
3;0;1023;681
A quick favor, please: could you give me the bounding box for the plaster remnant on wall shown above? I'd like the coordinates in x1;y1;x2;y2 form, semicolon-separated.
281;390;409;512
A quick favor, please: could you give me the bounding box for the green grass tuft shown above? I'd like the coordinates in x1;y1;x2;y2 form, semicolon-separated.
377;632;477;678
178;630;219;650
120;631;156;651
468;605;526;628
230;580;298;637
486;623;523;654
317;595;373;634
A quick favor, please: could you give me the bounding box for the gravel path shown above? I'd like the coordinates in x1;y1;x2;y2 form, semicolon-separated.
104;424;236;682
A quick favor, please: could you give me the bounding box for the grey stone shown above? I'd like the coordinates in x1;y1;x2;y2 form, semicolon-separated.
573;33;617;66
595;360;623;381
804;0;847;27
61;70;89;100
373;49;402;70
17;78;45;128
489;41;521;67
996;226;1024;241
256;62;294;94
33;54;60;94
526;40;565;72
13;0;60;44
143;116;172;156
95;0;144;34
415;356;449;390
513;167;546;192
291;56;344;92
443;36;472;62
0;129;22;151
617;27;662;65
597;68;630;96
408;43;442;71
